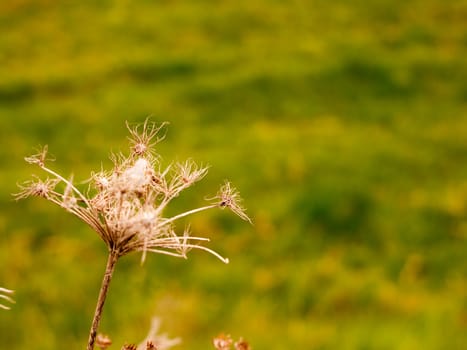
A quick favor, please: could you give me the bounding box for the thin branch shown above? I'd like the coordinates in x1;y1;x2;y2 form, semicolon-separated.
158;204;217;228
40;166;91;207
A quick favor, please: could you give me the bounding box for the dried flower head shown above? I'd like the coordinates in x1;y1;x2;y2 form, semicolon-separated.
234;338;251;350
213;333;233;350
96;334;112;349
24;144;53;167
0;287;15;310
127;119;167;158
14;176;60;200
15;119;251;264
210;181;252;223
213;333;251;350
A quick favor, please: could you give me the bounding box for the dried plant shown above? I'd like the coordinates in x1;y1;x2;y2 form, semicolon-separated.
15;119;251;350
96;316;180;349
213;334;251;350
233;338;251;350
0;287;14;310
213;333;233;350
96;333;114;349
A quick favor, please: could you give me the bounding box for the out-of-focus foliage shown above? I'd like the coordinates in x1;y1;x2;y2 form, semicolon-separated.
0;0;466;349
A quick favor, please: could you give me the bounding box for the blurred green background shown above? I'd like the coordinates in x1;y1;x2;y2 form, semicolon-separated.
1;0;466;349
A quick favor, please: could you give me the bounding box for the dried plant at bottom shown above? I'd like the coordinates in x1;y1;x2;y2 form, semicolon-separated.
15;119;251;350
213;334;251;350
136;317;181;350
100;317;179;350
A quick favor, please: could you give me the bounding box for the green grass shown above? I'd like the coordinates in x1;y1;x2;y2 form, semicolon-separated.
1;0;466;349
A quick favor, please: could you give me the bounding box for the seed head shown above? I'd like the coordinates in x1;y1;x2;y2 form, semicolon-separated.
213;333;233;350
16;119;250;264
211;181;252;223
126;119;167;158
213;334;251;350
96;334;112;349
14;176;60;200
24;145;52;167
234;338;251;350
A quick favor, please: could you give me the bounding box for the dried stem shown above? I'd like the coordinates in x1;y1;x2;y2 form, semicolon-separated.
87;250;120;350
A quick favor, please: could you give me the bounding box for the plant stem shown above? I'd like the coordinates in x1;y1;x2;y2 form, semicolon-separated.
87;250;119;350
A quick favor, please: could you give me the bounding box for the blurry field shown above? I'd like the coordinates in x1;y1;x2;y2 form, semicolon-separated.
1;0;466;349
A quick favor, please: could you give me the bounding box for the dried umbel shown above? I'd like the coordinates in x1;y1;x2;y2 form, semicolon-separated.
0;287;14;310
15;119;251;350
16;120;250;263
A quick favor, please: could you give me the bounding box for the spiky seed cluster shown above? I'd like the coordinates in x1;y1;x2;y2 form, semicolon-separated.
0;287;14;310
126;120;167;157
15;119;251;263
212;182;251;223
